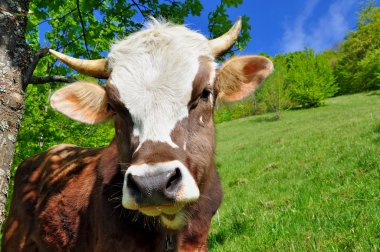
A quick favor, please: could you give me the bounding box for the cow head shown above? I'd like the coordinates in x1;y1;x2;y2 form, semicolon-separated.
49;18;273;230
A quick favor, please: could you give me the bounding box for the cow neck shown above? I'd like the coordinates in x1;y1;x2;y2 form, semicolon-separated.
98;139;123;184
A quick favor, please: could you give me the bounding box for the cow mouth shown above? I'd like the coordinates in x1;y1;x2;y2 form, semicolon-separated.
161;213;176;220
138;206;188;230
139;204;183;216
160;211;187;230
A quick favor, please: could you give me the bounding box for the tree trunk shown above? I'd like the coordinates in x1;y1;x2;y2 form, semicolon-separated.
0;0;31;226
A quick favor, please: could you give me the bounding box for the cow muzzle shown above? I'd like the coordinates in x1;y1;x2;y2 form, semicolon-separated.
127;167;182;206
122;160;199;228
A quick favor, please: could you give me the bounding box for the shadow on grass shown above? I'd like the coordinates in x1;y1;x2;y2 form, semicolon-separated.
208;229;227;250
208;208;252;250
366;90;380;96
373;124;380;134
253;115;280;123
372;123;380;144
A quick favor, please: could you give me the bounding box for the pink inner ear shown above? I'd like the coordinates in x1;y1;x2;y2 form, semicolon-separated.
222;83;255;102
243;57;273;83
243;62;256;77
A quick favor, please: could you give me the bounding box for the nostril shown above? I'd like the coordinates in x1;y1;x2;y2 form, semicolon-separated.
127;174;140;195
166;168;182;193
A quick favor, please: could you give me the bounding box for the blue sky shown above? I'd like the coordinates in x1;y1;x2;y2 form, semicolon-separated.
185;0;370;56
39;1;374;57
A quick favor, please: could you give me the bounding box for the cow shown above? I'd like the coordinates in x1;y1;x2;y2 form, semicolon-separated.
2;17;273;251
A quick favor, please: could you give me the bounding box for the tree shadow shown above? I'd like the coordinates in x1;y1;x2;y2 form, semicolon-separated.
253;115;281;123
208;207;252;250
366;90;380;96
372;123;380;144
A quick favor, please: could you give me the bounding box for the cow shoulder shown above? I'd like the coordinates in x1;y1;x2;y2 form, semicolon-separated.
15;145;102;249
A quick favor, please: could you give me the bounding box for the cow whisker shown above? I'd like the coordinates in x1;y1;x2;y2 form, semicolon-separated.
109;190;122;198
108;197;121;202
111;183;124;188
113;203;122;210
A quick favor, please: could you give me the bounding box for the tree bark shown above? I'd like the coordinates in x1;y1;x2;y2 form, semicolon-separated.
0;0;31;226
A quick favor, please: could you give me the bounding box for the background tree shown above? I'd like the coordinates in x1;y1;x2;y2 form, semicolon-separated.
256;55;292;119
0;0;33;227
354;48;380;90
0;0;251;226
286;49;337;107
334;0;380;94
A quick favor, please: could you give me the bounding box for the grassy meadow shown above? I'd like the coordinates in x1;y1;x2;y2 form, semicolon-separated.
209;91;380;251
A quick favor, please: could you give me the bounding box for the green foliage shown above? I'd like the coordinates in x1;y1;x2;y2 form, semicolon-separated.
210;92;380;250
257;49;337;114
286;49;338;107
334;0;380;94
354;48;380;90
214;96;256;124
255;55;293;119
208;1;251;58
320;49;340;69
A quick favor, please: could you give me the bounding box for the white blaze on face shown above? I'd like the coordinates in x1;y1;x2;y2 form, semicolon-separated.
108;20;213;147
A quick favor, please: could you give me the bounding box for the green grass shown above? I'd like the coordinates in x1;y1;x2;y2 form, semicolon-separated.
209;91;380;251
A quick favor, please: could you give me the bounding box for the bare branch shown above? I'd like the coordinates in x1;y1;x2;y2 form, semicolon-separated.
33;0;104;28
29;76;77;84
23;47;50;90
131;0;148;19
76;0;91;57
135;2;154;13
33;8;76;28
57;34;83;51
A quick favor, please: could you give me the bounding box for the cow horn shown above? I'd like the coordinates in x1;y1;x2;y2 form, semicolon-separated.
209;17;242;58
49;49;109;79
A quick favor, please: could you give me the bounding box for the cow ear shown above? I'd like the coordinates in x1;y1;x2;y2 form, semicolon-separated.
215;56;273;102
50;81;112;124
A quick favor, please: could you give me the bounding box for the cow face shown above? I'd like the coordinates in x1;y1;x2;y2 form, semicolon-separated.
50;19;273;230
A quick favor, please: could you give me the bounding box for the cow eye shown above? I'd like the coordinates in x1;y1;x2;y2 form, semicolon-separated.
200;88;211;101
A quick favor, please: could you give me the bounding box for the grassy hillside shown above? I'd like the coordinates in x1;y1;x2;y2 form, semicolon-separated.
209;91;380;251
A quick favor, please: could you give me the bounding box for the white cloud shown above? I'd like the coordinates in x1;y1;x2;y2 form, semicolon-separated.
281;0;356;53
